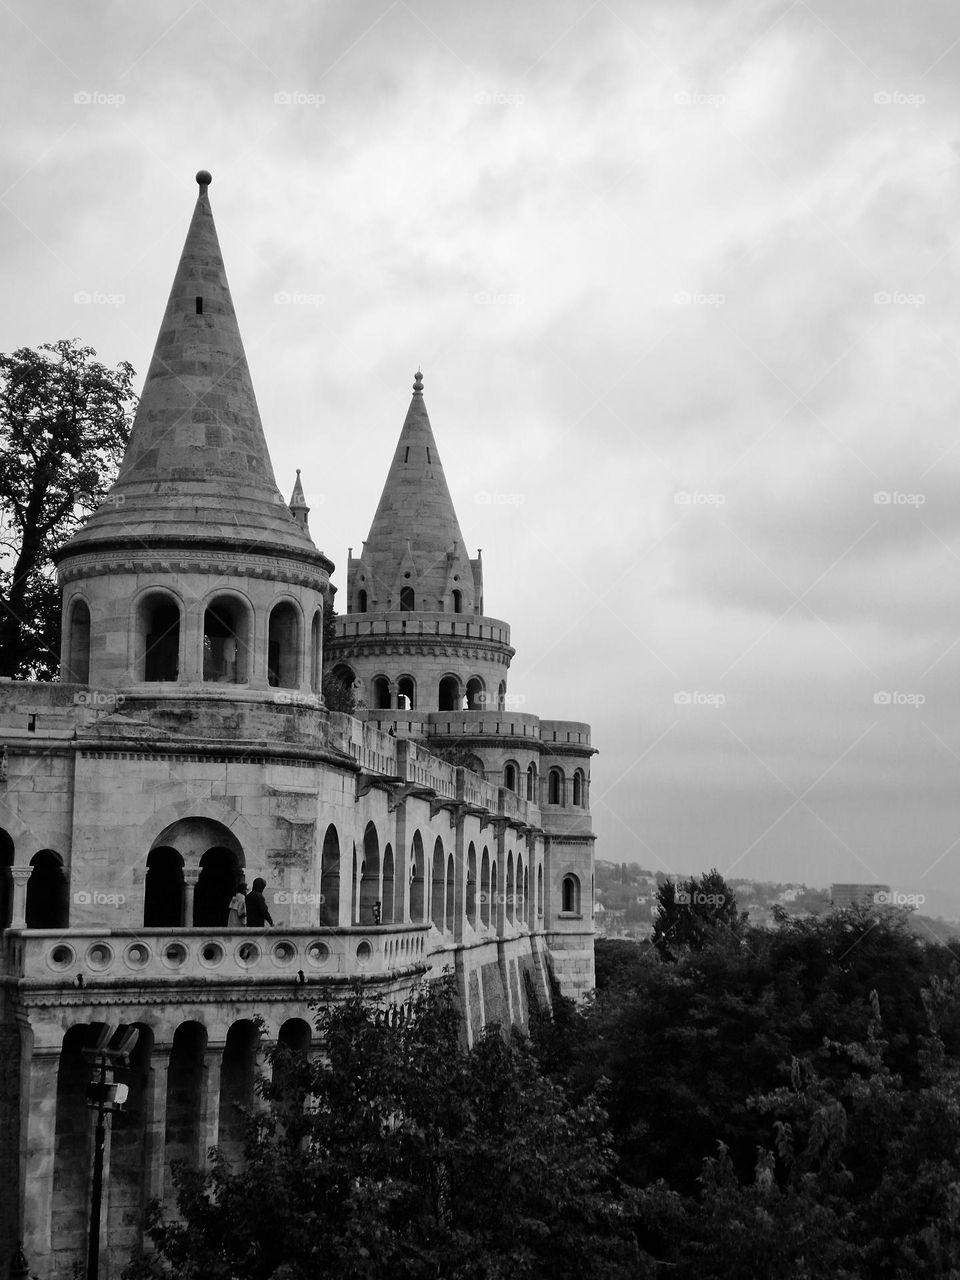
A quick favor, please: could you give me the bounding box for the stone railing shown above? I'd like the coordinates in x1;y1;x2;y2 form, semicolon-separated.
458;769;500;811
427;710;542;740
398;740;458;798
332;612;512;647
539;720;592;748
326;713;400;775
1;924;429;985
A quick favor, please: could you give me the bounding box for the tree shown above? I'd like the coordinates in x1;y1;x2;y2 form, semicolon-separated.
0;339;136;678
653;868;745;959
320;603;356;712
129;980;645;1280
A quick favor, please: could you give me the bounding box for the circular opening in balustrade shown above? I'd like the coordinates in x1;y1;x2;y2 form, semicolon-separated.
86;943;113;970
49;943;75;969
124;942;150;968
199;941;224;967
356;940;373;966
236;942;260;967
271;940;296;966
162;942;187;968
305;940;330;967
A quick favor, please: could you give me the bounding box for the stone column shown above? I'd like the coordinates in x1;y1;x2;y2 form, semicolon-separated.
388;680;398;710
182;869;199;927
198;1046;222;1165
181;604;202;683
10;866;32;927
23;1046;60;1266
143;1045;170;1205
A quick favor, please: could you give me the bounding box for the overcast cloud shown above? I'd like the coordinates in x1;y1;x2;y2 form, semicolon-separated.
3;0;960;911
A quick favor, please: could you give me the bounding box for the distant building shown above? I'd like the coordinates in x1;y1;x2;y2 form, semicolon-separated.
831;883;890;910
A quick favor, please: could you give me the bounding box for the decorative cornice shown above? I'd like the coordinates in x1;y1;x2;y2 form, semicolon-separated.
57;542;333;585
328;637;513;664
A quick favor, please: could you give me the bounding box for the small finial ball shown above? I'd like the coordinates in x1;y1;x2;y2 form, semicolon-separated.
413;369;423;391
196;170;212;187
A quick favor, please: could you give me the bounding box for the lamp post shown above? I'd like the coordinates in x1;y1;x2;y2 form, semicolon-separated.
82;1025;139;1280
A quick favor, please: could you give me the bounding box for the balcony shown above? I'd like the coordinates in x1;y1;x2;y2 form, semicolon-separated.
1;924;430;987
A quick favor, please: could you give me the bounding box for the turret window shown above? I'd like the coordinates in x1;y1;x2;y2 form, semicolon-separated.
438;675;460;711
357;589;368;613
452;589;462;614
562;873;581;915
141;593;180;683
573;769;586;807
399;587;415;611
65;598;91;684
548;768;565;806
203;597;250;684
267;602;300;689
526;763;537;801
503;761;519;793
465;676;484;710
397;675;416;710
373;676;391;709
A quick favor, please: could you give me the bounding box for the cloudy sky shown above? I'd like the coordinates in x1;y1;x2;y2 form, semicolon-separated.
3;0;960;911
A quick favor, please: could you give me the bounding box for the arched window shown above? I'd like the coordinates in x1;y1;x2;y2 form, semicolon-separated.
537;864;544;916
522;863;529;923
382;845;395;924
526;763;537;801
310;609;322;691
164;1023;206;1195
268;602;300;688
397;675;416;710
503;761;519;793
141;593;180;682
409;832;425;922
562;873;581;914
320;825;340;926
400;587;415;612
143;846;184;927
480;847;490;927
573;769;585;807
203;596;250;684
357;589;368;613
219;1021;260;1163
359;824;380;924
438;675;460;711
452;589;462;614
506;852;515;924
431;839;445;930
465;677;484;710
497;681;506;710
193;846;242;927
373;676;391;709
273;1019;311;1098
548;768;564;806
65;598;91;684
445;853;455;932
26;849;68;928
466;843;477;928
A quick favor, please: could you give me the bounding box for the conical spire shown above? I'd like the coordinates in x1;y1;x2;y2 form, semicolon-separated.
357;371;478;611
63;171;320;560
289;469;309;531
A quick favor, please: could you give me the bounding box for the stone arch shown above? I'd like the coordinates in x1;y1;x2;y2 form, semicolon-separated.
136;587;182;683
503;760;520;793
438;674;460;712
143;845;184;927
491;858;499;924
445;852;455;932
372;675;391;710
53;1024;105;1256
548;767;565;806
523;862;529;924
219;1020;261;1164
537;864;544;917
409;831;425;922
516;852;525;921
431;837;445;930
108;1023;154;1267
320;824;340;926
26;849;68;928
382;843;395;924
526;762;537;801
202;591;253;684
562;873;581;914
359;823;380;924
64;595;91;684
164;1021;206;1204
397;674;416;710
357;588;368;613
267;599;302;689
480;846;490;926
465;676;485;710
310;608;323;691
506;851;515;924
573;768;586;807
452;588;463;614
195;846;243;927
466;842;477;928
273;1018;311;1097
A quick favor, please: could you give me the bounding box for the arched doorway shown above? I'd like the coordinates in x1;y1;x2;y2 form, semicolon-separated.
465;677;484;710
26;849;68;928
438;675;460;712
359;824;380;924
320;825;340;926
431;839;445;929
268;602;300;688
143;846;184;927
194;846;241;928
382;845;395;924
409;832;425;922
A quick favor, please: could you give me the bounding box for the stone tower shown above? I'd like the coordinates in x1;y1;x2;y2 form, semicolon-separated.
57;171;332;702
330;371;514;713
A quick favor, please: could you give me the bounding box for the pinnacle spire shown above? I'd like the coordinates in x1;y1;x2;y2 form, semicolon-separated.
63;172;320;560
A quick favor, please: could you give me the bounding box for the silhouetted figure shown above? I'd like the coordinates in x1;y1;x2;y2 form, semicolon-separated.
227;880;247;926
245;877;273;927
372;900;382;925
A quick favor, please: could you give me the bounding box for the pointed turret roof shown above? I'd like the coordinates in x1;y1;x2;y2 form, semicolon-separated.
62;171;324;565
364;371;468;565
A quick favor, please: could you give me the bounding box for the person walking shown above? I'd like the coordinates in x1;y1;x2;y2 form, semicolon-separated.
227;880;247;927
245;877;274;927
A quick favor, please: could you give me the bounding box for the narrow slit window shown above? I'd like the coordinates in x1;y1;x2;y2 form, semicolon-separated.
195;296;203;315
404;447;410;462
426;447;431;463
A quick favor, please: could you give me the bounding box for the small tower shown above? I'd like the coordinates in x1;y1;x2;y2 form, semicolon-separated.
55;172;333;699
289;469;310;533
327;372;513;713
